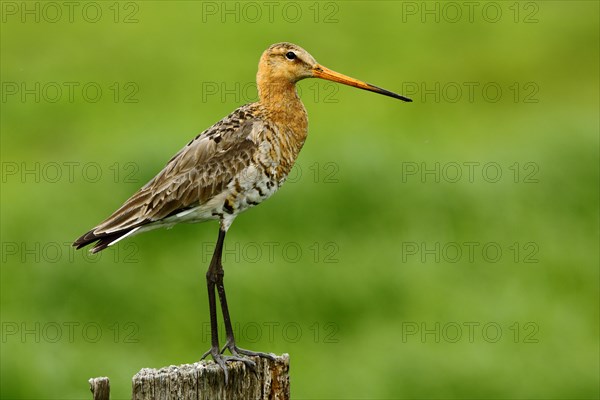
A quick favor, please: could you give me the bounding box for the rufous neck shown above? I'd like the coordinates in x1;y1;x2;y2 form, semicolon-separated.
257;78;301;108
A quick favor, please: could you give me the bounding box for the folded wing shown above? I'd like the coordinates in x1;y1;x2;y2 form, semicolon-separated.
74;108;265;253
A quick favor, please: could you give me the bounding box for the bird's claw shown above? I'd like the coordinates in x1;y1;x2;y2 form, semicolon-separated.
201;345;263;385
221;342;276;361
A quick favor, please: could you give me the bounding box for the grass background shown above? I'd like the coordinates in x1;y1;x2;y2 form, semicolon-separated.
1;1;598;399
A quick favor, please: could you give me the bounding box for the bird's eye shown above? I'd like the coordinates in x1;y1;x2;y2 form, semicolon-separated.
285;51;297;60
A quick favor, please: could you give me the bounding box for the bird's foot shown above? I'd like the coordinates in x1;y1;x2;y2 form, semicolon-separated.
201;345;256;385
220;340;276;360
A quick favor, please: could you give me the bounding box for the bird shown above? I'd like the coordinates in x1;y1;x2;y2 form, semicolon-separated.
73;42;411;382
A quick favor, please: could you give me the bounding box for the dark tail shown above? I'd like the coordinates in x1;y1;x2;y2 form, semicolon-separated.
73;228;137;254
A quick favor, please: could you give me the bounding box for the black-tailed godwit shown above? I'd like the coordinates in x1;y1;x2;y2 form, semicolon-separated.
74;42;411;382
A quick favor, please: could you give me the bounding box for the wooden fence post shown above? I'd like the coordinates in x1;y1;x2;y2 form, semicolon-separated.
89;377;110;400
89;354;290;400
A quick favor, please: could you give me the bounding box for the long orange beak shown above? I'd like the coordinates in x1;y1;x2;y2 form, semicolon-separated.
312;64;412;102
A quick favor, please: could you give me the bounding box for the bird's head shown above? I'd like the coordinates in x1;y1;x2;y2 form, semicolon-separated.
257;42;412;102
258;42;317;83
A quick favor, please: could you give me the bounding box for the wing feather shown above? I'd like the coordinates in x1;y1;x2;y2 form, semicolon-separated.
74;106;266;251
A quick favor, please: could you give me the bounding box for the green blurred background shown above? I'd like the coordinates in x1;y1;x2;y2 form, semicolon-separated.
1;1;598;399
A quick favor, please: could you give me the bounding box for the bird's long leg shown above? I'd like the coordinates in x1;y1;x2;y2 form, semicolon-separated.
215;252;275;361
213;229;275;361
201;228;254;383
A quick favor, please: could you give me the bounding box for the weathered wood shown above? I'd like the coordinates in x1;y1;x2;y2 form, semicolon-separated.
89;377;110;400
131;354;290;400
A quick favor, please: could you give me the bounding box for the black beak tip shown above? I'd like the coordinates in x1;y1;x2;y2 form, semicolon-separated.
367;83;412;103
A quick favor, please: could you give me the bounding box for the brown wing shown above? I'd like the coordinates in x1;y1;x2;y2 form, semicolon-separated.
74;106;265;252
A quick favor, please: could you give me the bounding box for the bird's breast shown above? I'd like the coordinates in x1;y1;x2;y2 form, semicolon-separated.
218;121;307;218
